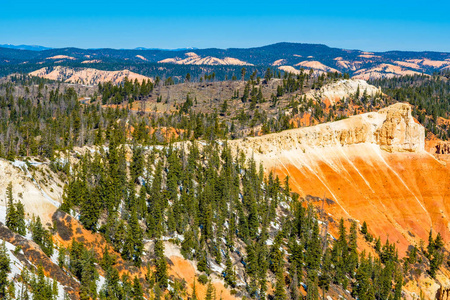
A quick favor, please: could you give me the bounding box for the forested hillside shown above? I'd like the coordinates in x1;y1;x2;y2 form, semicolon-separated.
0;69;449;299
1;42;450;79
371;71;450;139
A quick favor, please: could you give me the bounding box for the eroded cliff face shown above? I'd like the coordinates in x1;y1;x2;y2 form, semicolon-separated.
229;103;448;255
306;79;381;105
29;66;153;85
376;104;425;152
231;103;425;159
435;141;450;155
230;103;449;298
0;159;64;225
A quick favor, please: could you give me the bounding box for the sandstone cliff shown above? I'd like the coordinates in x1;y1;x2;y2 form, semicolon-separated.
230;102;425;160
29;66;152;85
306;79;381;105
436;141;450;155
158;52;252;66
229;103;448;256
0;159;64;226
230;103;449;298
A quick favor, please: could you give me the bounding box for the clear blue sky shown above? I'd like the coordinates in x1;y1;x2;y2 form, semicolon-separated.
1;0;449;52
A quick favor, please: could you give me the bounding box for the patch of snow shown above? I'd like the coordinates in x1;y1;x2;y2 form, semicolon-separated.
97;275;106;294
210;262;225;274
279;201;289;210
173;233;184;242
0;206;6;225
3;240;24;281
167;282;174;292
270;221;280;230
265;238;274;246
50;248;60;266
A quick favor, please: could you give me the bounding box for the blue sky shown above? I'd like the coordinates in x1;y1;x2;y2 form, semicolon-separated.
1;0;449;52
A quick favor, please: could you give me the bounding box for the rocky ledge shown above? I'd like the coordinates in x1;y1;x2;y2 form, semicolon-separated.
230;103;425;155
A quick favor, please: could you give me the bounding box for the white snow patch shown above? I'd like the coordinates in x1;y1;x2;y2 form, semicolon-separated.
270;221;281;230
0;206;6;225
210;262;225;274
97;275;106;294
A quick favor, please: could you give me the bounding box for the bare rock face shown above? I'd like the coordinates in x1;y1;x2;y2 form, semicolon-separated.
376;103;425;152
0;159;64;225
306;79;381;105
229;103;447;300
436;287;450;300
435;141;450;154
231;103;425;157
29;66;153;85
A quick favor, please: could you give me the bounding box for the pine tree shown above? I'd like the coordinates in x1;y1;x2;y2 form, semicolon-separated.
80;186;101;231
306;271;319;300
5;182;17;231
305;221;321;271
132;276;144;300
224;251;236;288
15;200;26;235
31;216;54;256
289;270;300;300
274;270;286;300
80;249;98;300
130;146;144;184
205;281;215;300
154;239;168;289
346;221;359;276
318;248;331;294
104;261;121;299
123;208;143;266
0;241;10;298
192;278;198;300
33;265;53;300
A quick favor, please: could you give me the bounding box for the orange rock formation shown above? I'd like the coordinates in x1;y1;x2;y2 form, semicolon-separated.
230;103;449;255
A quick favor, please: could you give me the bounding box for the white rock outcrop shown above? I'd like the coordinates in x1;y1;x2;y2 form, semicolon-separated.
229;103;424;157
29;66;152;85
307;79;381;105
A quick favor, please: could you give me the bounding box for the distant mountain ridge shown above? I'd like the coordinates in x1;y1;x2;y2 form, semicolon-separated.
133;47;199;51
0;44;52;51
1;42;450;79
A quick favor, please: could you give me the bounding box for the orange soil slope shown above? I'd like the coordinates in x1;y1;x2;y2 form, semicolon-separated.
271;145;450;254
52;210;235;299
229;103;450;255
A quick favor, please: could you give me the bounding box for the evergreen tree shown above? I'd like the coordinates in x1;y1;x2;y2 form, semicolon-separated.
274;269;286;300
5;182;17;232
205;281;215;300
154;239;168;289
0;241;10;298
224;251;236;288
306;271;319;300
31;216;54;257
346;221;359;276
15;200;26;235
132;276;144;300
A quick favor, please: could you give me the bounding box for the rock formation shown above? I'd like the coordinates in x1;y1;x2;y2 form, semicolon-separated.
376;103;425;152
437;287;450;300
230;102;425;157
0;159;63;225
229;102;449;298
29;66;152;85
436;141;450;154
158;52;252;66
306;79;381;105
229;103;449;257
